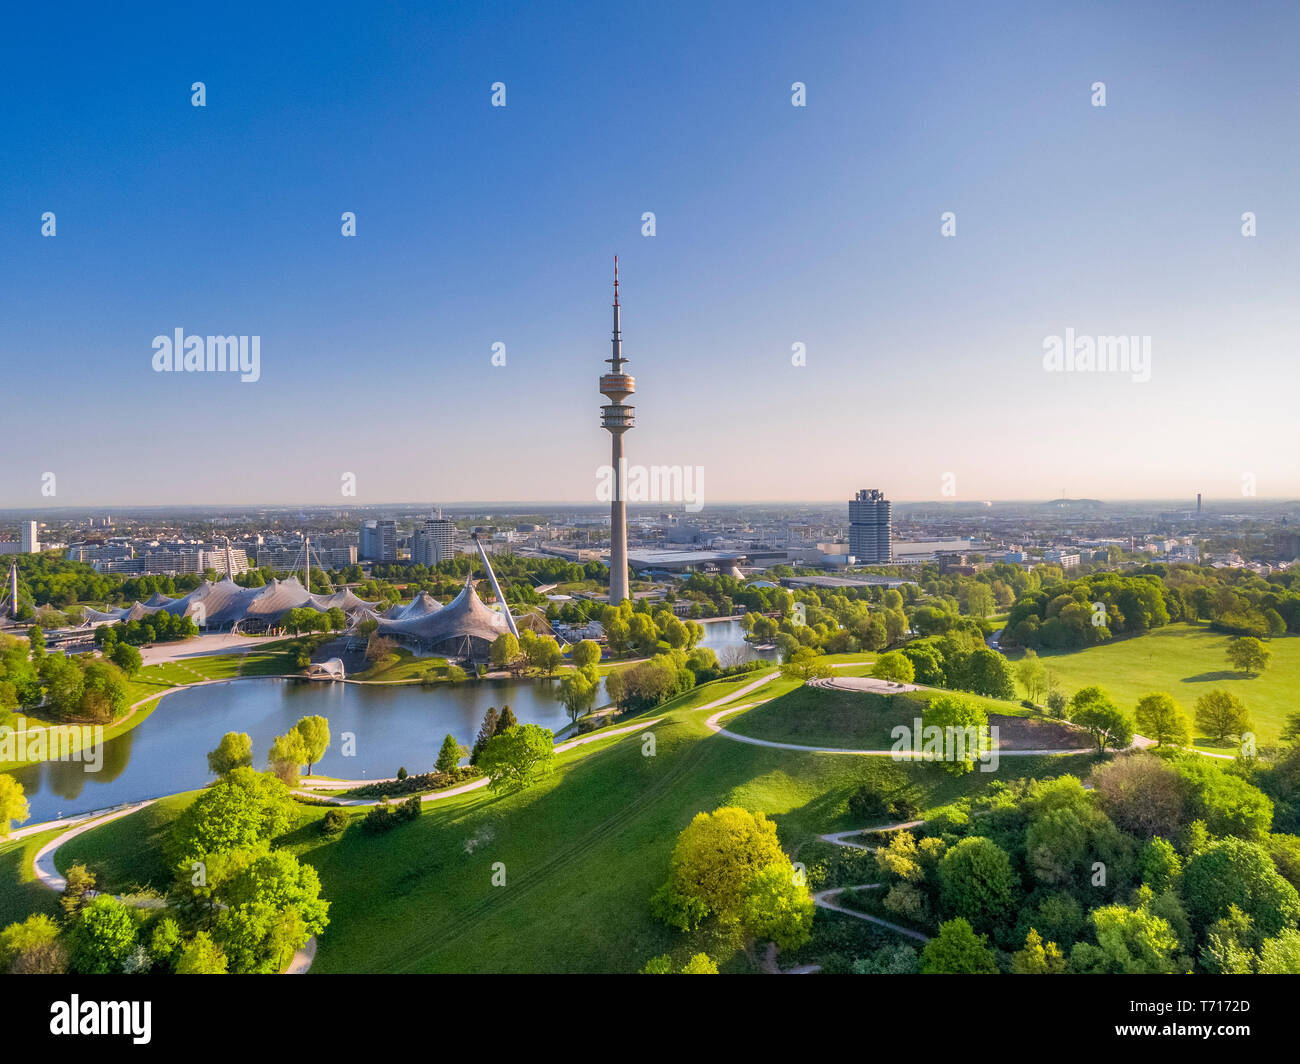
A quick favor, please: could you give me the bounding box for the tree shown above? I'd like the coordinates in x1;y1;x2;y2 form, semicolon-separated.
738;860;815;951
1070;903;1179;974
495;704;519;734
570;639;601;669
1090;755;1187;839
1195;690;1252;743
939;836;1017;933
478;724;555;792
921;695;990;775
1183;838;1300;942
652;807;786;928
435;733;468;774
557;669;597;724
780;646;832;682
445;664;468;683
1069;687;1133;753
1014;650;1047;704
0;774;29;838
26;625;45;660
1257;928;1300;974
1226;636;1270;676
966;648;1016;699
70;896;139;974
60;863;96;918
108;641;143;677
489;632;520;670
470;706;500;764
213;848;330;973
1011;928;1066;974
679;953;719;974
1134;693;1190;748
921;918;998;974
293;715;330;775
0;914;61;974
268;730;309;786
207;732;253;777
175;931;229;974
871;651;915;685
962;583;994;619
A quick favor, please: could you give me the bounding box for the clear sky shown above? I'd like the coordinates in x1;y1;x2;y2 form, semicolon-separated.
2;0;1298;509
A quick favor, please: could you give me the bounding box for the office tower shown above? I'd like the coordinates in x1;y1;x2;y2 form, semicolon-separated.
413;517;456;566
848;489;892;564
20;521;40;553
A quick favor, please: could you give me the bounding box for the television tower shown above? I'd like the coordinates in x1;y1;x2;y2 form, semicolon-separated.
600;257;635;604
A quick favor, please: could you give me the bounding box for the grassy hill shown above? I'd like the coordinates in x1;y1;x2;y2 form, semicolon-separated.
1020;623;1299;747
24;670;1093;973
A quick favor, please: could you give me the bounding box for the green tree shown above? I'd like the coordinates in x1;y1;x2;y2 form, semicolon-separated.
871;651;915;685
652;807;786;928
212;848;330;973
679;952;719;974
268;730;309;786
966;648;1016;699
1010;928;1066;974
1014;650;1047;703
921;918;998;974
1195;690;1252;743
1070;903;1179;974
70;896;139;974
1226;636;1270;676
293;715;330;774
435;732;468;774
1183;838;1300;942
921;695;990;775
0;914;61;973
1134;693;1190;747
478;724;555;792
780;646;832;681
939;836;1017;933
0;774;29;838
175;931;229;974
738;860;815;951
489;631;520;670
570;639;601;669
557;669;597;724
108;641;143;677
1070;687;1133;753
207;731;253;776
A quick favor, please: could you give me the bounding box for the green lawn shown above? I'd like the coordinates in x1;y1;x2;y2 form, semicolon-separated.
1017;623;1300;747
724;685;1039;750
54;791;202;894
0;829;63;926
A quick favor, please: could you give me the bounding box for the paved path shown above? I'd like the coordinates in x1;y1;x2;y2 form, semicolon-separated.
811;819;932;943
808;676;922;694
32;801;160;891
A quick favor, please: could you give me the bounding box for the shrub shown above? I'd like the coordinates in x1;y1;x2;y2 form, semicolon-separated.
321;809;349;836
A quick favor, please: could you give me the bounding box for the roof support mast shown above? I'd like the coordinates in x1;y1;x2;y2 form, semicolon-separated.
472;533;519;638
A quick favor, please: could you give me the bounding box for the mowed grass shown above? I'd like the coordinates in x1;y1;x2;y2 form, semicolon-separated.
725;685;1036;750
2;667;1090;972
54;791;201;894
0;828;63;926
1021;623;1300;746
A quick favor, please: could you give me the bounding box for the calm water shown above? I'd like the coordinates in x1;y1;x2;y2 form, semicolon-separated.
10;620;762;822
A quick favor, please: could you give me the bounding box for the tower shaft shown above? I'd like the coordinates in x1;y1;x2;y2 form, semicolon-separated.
600;257;635;605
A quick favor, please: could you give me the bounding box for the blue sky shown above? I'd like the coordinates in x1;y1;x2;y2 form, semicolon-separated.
2;0;1298;507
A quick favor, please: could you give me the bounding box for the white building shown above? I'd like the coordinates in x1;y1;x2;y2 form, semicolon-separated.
20;521;40;553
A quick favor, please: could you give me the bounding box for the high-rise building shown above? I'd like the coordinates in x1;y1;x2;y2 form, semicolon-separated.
600;258;635;604
412;518;456;566
20;521;40;554
360;519;397;562
848;489;892;565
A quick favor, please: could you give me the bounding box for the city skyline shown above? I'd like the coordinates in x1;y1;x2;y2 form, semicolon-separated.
4;1;1300;507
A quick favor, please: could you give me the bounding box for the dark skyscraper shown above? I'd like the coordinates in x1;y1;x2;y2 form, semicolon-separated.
849;488;892;564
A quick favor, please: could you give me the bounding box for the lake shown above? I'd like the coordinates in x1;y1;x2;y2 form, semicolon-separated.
10;619;771;822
